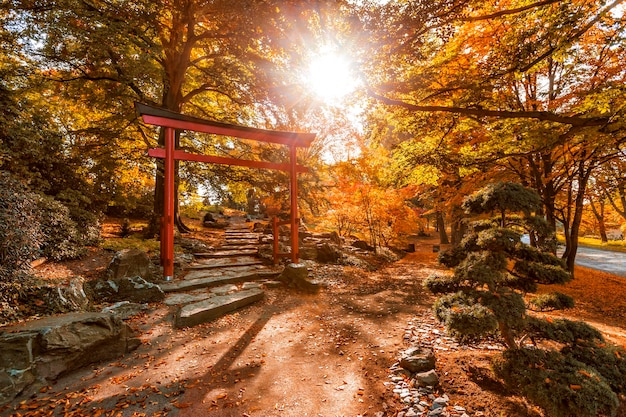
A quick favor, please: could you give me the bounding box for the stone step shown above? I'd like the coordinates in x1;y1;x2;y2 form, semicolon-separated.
159;272;258;293
224;232;258;238
216;244;259;251
187;259;263;270
175;288;264;328
220;240;260;245
223;238;259;244
183;265;270;280
194;249;259;258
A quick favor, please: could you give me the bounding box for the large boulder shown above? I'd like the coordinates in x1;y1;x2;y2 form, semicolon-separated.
352;240;373;251
279;263;321;294
85;276;164;304
0;312;140;405
317;243;341;263
106;249;153;282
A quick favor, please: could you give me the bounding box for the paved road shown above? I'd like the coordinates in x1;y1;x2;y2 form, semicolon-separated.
522;235;626;276
566;245;626;277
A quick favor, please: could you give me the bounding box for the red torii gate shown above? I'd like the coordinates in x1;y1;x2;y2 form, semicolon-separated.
135;103;315;281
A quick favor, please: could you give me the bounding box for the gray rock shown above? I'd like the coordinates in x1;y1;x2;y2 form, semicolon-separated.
316;243;341;263
0;312;140;405
86;279;118;302
101;301;149;319
279;263;321;293
106;249;153;282
56;276;89;311
427;408;444;416
414;369;439;387
351;240;372;251
117;276;165;303
400;347;436;373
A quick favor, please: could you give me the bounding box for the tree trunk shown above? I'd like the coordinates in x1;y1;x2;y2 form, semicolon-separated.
563;161;593;274
498;321;517;350
152;125;191;234
589;200;608;242
450;206;466;245
436;211;449;244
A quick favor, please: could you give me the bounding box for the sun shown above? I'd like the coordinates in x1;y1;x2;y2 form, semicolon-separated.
306;51;358;102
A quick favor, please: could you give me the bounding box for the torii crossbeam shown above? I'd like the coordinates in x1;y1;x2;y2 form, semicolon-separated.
135;102;315;281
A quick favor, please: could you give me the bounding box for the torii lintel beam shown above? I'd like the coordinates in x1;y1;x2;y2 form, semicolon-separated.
135;102;316;148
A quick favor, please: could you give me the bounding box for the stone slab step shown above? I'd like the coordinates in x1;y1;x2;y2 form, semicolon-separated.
224;232;258;237
183;265;269;280
175;288;264;328
223;238;259;243
159;272;259;293
216;244;259;251
187;259;262;270
194;249;259;258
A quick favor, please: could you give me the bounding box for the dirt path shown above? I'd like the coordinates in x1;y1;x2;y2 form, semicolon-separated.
2;247;440;417
4;231;626;417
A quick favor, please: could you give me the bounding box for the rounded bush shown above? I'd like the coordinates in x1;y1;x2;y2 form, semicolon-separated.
529;292;575;311
493;348;619;417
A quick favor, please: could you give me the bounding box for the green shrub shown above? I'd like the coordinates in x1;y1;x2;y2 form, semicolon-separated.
36;195;85;261
493;348;619;417
423;274;460;294
529;292;575;311
432;291;499;342
0;172;42;281
563;344;626;393
55;188;101;246
526;317;604;346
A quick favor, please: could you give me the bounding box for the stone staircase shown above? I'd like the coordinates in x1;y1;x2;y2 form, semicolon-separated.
160;218;283;328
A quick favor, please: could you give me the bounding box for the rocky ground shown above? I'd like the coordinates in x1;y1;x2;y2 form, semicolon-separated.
1;219;626;417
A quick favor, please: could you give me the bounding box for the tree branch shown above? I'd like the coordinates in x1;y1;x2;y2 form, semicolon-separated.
367;89;609;127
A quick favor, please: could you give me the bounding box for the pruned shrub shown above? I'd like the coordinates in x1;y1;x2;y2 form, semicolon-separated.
493;348;619;417
423;274;459;294
529;292;575;311
426;182;626;415
563;344;626;393
526;317;604;346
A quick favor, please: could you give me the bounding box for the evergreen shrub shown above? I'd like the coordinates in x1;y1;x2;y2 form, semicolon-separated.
425;182;626;415
493;347;619;417
529;292;575;311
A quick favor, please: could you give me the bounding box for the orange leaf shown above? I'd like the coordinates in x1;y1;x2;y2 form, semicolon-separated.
172;401;192;409
569;384;582;390
578;370;592;378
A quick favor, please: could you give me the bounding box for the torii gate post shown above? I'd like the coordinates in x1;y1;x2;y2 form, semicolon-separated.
136;103;314;280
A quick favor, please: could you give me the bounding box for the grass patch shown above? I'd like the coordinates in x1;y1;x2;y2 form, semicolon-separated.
557;235;626;253
101;235;161;253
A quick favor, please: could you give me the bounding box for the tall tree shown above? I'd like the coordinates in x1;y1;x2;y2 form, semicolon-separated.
355;0;626;272
9;0;331;230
